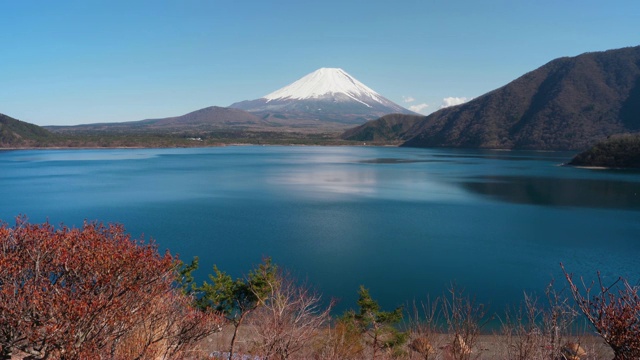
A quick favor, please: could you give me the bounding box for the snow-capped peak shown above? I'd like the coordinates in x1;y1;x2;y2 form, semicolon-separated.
263;68;386;107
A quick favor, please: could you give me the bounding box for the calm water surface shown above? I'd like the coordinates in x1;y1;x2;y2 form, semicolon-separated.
1;146;639;312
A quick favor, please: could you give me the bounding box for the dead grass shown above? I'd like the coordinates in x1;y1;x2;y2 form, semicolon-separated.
193;327;612;360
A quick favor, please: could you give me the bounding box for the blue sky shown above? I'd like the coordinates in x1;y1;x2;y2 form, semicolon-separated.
2;0;639;126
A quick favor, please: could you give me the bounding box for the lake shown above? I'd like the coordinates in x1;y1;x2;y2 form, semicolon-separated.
1;146;639;313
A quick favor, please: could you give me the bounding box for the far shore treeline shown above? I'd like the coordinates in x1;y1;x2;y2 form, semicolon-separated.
3;109;640;169
3;45;640;169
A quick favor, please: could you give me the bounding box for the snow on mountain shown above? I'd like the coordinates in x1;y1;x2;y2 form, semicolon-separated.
229;68;416;125
263;68;386;107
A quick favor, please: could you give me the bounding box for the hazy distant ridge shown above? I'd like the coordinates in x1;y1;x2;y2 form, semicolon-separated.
45;106;266;133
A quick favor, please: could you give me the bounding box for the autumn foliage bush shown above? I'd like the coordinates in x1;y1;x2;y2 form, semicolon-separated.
0;218;221;360
563;264;640;360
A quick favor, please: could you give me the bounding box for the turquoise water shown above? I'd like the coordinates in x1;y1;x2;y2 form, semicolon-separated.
1;146;639;313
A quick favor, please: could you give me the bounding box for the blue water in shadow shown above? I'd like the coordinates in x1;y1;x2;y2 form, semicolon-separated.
1;146;638;314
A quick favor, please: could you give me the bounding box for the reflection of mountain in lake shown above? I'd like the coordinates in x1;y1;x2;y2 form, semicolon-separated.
462;176;640;210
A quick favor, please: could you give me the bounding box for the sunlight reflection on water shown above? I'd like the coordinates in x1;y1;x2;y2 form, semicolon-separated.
0;146;638;313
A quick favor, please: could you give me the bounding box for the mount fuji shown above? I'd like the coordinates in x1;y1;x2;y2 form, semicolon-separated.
230;68;416;125
44;68;415;136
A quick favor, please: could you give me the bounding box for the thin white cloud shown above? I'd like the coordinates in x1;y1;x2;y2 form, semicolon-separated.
409;103;430;114
440;97;470;109
402;96;415;103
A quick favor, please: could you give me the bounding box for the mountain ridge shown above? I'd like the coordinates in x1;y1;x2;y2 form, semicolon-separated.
403;46;640;150
230;68;416;124
343;45;640;150
47;68;413;134
47;106;267;133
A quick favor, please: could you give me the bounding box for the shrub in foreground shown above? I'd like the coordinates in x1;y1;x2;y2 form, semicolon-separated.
249;270;333;360
563;264;640;360
341;286;407;360
196;257;278;360
0;217;221;360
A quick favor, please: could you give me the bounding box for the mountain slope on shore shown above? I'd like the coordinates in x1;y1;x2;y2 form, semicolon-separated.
341;114;424;142
568;133;640;168
402;46;640;150
0;113;52;147
341;46;640;150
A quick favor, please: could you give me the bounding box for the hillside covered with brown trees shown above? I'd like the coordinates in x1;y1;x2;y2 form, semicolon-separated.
344;46;640;151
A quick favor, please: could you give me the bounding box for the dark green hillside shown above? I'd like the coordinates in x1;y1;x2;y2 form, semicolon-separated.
340;114;424;143
568;133;640;168
391;45;640;150
0;113;52;147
